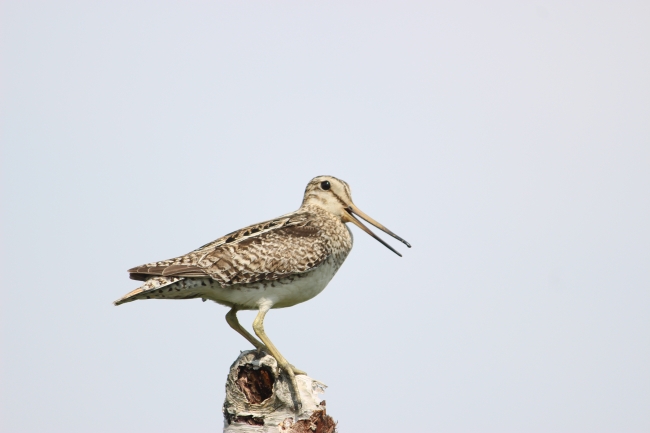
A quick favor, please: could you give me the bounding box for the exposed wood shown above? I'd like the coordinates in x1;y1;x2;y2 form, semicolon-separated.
223;350;336;433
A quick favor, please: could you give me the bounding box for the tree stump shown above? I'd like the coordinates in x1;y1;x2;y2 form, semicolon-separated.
223;350;336;433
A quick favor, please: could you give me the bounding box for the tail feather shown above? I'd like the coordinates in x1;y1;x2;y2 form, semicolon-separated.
114;276;211;306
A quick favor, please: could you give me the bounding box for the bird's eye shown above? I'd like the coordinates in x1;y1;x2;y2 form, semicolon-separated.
320;181;331;190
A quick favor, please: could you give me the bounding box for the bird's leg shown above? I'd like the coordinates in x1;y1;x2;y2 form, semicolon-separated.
225;307;265;351
226;307;307;375
252;304;302;412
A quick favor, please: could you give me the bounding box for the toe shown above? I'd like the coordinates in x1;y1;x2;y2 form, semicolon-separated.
290;365;308;375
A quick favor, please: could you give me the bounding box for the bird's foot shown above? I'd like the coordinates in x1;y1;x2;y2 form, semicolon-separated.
252;345;304;410
284;367;303;413
289;364;307;376
273;360;303;412
254;348;305;375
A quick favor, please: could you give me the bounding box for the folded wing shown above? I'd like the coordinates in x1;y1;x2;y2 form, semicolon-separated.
128;213;330;287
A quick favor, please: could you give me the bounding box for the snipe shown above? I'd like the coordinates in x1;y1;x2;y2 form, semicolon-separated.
115;175;410;411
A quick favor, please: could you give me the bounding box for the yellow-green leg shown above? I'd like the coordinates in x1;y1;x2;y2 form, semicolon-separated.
226;307;307;376
252;304;302;412
226;308;265;350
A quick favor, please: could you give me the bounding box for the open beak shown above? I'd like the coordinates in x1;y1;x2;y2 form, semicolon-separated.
342;203;411;257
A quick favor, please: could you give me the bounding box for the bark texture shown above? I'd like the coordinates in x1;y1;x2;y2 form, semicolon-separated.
223;350;336;433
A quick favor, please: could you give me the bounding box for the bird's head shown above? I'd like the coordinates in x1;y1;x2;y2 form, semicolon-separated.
302;175;411;256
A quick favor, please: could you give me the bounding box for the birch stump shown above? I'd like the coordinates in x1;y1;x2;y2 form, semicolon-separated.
223;350;336;433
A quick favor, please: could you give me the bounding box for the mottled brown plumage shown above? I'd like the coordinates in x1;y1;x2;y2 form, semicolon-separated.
114;175;410;412
127;207;343;287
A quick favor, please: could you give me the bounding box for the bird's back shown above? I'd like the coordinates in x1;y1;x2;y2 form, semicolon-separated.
115;205;353;307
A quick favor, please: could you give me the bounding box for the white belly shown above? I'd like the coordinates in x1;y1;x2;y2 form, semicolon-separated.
203;260;339;310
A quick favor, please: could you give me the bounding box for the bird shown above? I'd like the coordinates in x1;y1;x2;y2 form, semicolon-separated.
114;175;410;411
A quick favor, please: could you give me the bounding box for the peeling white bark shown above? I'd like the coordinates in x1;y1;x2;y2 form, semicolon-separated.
223;350;334;433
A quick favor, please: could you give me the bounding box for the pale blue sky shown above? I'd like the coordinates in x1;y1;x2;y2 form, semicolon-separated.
2;1;649;432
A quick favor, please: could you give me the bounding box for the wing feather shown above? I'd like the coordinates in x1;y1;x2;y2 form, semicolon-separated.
127;212;330;286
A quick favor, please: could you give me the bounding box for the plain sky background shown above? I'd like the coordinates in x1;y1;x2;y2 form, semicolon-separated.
2;1;649;432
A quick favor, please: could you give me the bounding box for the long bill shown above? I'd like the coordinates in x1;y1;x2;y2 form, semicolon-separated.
342;204;411;257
